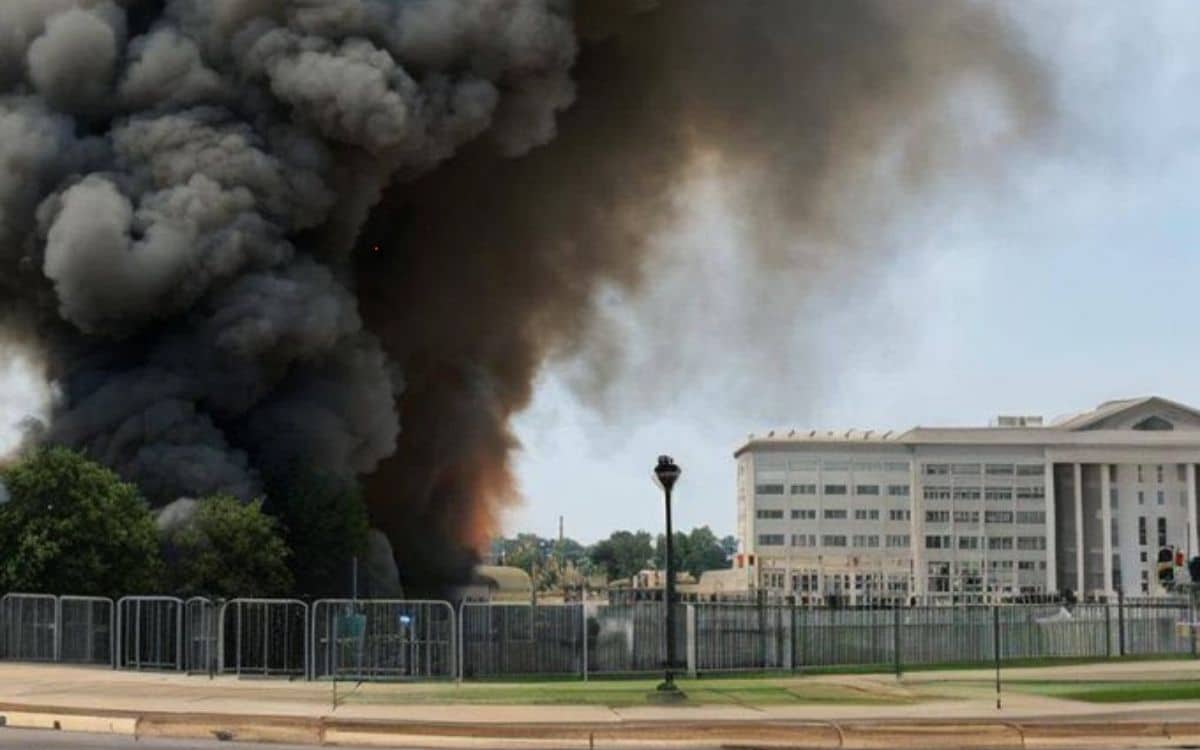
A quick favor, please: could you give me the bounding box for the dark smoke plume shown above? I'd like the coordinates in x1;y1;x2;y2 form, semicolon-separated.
0;0;1048;593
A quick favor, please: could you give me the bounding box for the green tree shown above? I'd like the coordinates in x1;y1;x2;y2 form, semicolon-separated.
589;530;653;581
163;495;292;598
265;470;369;597
655;526;730;578
0;446;161;596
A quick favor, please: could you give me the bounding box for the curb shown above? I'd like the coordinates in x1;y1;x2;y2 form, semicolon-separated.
4;704;1200;749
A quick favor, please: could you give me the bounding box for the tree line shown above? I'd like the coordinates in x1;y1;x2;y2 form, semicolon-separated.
492;527;737;589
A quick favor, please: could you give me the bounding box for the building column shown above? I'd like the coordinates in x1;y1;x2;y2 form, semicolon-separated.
909;459;923;601
1074;462;1085;596
1187;463;1199;559
1044;461;1057;592
1101;464;1113;597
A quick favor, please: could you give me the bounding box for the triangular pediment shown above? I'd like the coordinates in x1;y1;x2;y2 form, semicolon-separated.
1061;397;1200;432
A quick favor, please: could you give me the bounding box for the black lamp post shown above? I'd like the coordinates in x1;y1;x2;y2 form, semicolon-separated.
653;455;684;697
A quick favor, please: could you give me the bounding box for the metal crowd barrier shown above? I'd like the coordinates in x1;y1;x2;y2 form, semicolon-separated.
220;598;308;678
184;597;218;674
0;593;58;662
58;596;114;666
116;596;183;671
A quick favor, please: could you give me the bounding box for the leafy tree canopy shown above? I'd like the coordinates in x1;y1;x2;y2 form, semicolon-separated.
589;530;654;581
162;494;292;598
0;446;161;596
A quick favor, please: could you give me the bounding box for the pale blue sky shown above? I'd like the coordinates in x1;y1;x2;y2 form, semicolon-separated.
507;3;1200;544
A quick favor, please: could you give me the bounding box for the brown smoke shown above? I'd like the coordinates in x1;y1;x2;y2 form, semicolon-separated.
356;0;1051;592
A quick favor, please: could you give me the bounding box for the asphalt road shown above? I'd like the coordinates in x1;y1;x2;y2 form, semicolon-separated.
0;728;329;750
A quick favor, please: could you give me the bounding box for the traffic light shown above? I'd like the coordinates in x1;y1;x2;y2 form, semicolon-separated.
1157;546;1175;587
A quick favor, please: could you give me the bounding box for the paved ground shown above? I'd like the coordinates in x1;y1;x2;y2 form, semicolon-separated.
0;727;323;750
1;659;1198;723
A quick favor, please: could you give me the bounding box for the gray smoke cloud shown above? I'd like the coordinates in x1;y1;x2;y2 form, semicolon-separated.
0;0;1051;592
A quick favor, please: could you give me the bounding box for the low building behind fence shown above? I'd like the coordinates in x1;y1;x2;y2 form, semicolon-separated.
1;592;1196;680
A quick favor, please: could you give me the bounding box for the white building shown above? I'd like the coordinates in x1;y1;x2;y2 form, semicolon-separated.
734;397;1200;604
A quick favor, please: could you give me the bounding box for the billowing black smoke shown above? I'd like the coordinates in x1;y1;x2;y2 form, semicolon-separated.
0;0;1049;594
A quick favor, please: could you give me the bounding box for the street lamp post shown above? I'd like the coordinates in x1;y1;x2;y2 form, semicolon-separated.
653;455;684;698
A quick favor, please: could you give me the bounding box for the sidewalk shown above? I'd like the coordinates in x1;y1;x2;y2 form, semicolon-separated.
0;660;1198;748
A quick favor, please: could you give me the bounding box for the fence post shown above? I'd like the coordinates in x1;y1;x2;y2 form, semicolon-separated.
1104;601;1113;659
992;604;1001;710
685;604;697;678
788;596;797;671
1117;588;1126;657
581;602;589;682
893;605;902;679
53;596;61;663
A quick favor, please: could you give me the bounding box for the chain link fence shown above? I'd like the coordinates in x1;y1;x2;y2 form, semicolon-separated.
460;602;585;679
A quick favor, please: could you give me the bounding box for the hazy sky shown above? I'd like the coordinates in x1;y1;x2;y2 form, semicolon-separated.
507;3;1200;544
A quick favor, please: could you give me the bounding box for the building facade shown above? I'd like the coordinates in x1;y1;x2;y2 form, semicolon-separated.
735;397;1200;604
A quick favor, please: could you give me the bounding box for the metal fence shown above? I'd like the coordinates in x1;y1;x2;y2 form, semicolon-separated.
220;598;308;678
0;593;57;662
1;593;1195;680
116;596;183;671
58;596;113;666
311;599;456;680
184;597;218;674
461;602;585;678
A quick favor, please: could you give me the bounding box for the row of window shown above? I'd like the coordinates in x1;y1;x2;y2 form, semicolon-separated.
923;463;1043;477
923;486;1045;500
758;533;1044;550
924;535;1046;550
758;483;910;497
757;508;1047;524
1136;516;1170;547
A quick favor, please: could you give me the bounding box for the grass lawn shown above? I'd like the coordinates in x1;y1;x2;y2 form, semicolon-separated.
1005;680;1200;703
338;677;917;707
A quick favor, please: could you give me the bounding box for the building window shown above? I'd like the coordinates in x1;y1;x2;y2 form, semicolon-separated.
1110;488;1118;508
1140;550;1148;563
924;463;949;476
958;536;979;550
791;534;816;547
1017;536;1046;550
824;461;851;471
791;509;817;520
986;463;1014;476
822;535;847;547
756;509;784;519
1138;516;1147;546
1016;486;1045;500
1157;517;1167;547
925;510;950;523
952;463;982;476
1179;464;1188;481
884;462;910;472
923;486;951;500
1157;490;1165;506
856;484;880;496
757;534;785;546
986;488;1013;502
988;537;1014;550
756;484;785;495
1018;561;1037;570
791;483;817;495
824;509;847;520
789;459;819;471
854;509;880;520
1016;511;1046;524
953;488;981;501
925;535;951;549
1138;465;1144;483
886;534;910;548
852;535;879;548
985;511;1013;524
888;509;910;521
954;510;979;524
824;484;847;495
1157;465;1164;483
1016;464;1043;476
1138;491;1145;506
887;484;910;497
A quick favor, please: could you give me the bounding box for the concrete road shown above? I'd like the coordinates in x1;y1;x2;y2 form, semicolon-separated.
0;727;330;750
